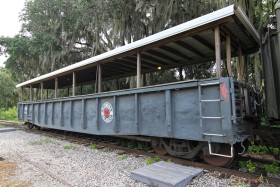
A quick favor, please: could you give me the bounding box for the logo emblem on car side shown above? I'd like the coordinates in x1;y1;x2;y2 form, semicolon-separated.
101;102;113;123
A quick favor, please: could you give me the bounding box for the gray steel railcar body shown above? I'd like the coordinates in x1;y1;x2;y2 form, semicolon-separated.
18;77;252;145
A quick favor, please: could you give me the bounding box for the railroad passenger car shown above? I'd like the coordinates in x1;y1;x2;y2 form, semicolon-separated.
17;5;261;166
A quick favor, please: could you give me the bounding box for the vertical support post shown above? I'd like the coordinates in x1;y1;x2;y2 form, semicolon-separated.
29;85;33;102
179;66;183;81
55;77;58;98
20;87;23;102
81;85;83;95
226;35;232;77
72;72;76;96
244;55;249;83
98;64;102;93
215;26;221;77
46;89;48;99
40;82;44;100
137;52;141;88
238;46;243;82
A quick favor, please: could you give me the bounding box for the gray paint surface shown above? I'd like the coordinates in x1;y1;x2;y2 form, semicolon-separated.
18;77;250;144
131;161;203;187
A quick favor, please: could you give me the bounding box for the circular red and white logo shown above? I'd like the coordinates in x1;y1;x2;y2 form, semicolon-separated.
101;102;113;123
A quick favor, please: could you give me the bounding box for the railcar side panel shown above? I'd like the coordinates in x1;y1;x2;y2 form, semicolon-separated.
18;77;249;144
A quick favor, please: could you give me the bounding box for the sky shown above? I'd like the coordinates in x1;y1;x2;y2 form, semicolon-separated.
0;0;26;67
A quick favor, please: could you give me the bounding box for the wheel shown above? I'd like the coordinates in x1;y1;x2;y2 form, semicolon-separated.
151;138;168;155
27;123;34;129
202;143;234;167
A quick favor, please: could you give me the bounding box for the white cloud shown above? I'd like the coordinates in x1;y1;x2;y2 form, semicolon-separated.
0;0;25;67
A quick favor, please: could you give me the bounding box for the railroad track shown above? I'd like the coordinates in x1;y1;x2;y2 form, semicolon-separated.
1;120;280;186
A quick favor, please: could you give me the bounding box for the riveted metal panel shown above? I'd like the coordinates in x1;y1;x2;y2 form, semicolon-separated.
18;77;248;144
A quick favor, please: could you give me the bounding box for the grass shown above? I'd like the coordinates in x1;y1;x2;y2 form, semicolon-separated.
127;140;137;149
118;154;128;160
230;180;247;186
27;137;52;146
100;147;110;152
0;124;5;128
137;142;151;152
145;156;161;165
63;145;75;149
28;140;43;146
167;159;173;163
0;107;18;122
89;143;97;149
43;137;52;143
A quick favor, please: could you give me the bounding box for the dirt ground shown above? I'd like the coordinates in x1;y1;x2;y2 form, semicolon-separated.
0;158;29;187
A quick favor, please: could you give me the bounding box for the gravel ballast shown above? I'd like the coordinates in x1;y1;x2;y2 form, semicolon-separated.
0;130;262;187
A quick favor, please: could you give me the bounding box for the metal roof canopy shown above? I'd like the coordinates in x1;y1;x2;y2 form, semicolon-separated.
16;5;260;89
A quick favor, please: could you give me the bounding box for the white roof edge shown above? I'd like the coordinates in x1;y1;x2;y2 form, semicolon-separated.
234;6;260;43
17;5;237;88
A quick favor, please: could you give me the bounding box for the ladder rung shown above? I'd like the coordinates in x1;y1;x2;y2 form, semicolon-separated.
200;99;222;102
201;116;223;119
199;82;220;86
202;133;226;137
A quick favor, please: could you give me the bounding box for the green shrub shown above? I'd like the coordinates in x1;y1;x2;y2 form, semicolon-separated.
0;107;18;121
264;163;280;174
239;160;256;173
248;145;280;155
146;156;161;165
127;140;137;149
248;145;268;154
137;142;151;152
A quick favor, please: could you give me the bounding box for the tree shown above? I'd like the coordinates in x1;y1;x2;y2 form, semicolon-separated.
0;0;265;88
0;68;18;109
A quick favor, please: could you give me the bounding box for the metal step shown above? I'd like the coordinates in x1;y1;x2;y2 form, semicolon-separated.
131;161;203;187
